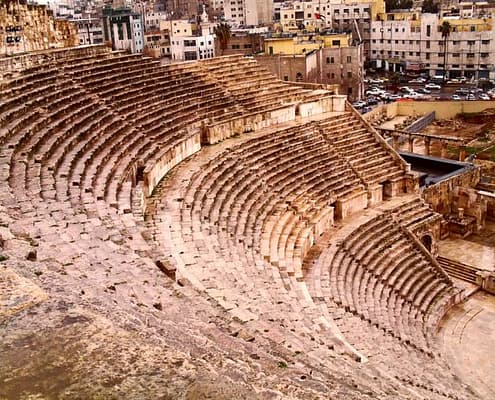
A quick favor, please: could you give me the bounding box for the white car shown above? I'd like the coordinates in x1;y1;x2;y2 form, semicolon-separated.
451;94;461;101
425;83;441;90
403;91;423;99
467;94;476;100
366;89;385;96
479;93;490;100
352;101;367;108
409;78;426;84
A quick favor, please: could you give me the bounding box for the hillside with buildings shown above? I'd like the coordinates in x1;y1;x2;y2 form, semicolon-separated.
1;1;495;399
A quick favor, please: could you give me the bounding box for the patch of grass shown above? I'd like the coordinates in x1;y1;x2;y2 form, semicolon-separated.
278;361;288;369
465;146;481;155
0;254;9;262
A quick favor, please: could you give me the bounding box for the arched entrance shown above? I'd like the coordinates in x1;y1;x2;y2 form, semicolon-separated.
420;234;433;252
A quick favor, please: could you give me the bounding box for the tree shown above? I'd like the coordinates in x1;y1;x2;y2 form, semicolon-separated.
214;23;231;56
421;0;439;13
440;21;451;81
385;0;413;12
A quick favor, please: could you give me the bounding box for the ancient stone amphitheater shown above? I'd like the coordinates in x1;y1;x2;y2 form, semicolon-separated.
0;46;480;399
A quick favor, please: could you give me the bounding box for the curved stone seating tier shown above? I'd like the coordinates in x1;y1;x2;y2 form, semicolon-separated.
199;56;330;113
147;145;369;364
145;124;469;399
317;115;405;186
0;48;476;400
304;201;456;353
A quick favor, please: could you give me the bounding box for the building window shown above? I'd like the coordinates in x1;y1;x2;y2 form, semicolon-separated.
482;40;490;45
346;56;351;63
470;26;475;31
426;41;430;49
347;71;352;78
332;40;340;46
467;53;475;58
467;40;475;46
426;25;431;36
452;53;460;57
283;76;289;81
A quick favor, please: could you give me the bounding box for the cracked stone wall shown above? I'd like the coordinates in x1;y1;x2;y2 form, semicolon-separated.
0;1;78;56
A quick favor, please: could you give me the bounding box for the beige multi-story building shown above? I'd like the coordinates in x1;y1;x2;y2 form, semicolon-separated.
369;11;495;79
257;31;364;99
276;0;384;61
224;0;273;27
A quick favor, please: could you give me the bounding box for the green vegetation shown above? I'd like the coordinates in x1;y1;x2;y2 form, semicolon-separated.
421;0;439;13
278;361;288;368
385;0;413;12
214;23;231;56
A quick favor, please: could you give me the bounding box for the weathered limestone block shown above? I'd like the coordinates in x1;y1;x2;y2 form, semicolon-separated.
331;95;347;112
367;184;383;207
143;132;201;198
335;190;368;220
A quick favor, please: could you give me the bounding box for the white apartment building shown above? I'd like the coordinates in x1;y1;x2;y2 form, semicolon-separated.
74;17;104;45
102;7;144;53
169;23;215;61
369;12;495;79
224;0;273;27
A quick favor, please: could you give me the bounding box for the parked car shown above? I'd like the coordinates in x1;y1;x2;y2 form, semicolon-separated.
409;78;426;84
467;93;476;100
366;88;385;96
451;94;462;101
366;97;379;105
416;88;431;94
398;86;413;94
479;93;490;100
352;100;366;108
403;91;423;99
425;83;441;90
387;94;402;101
